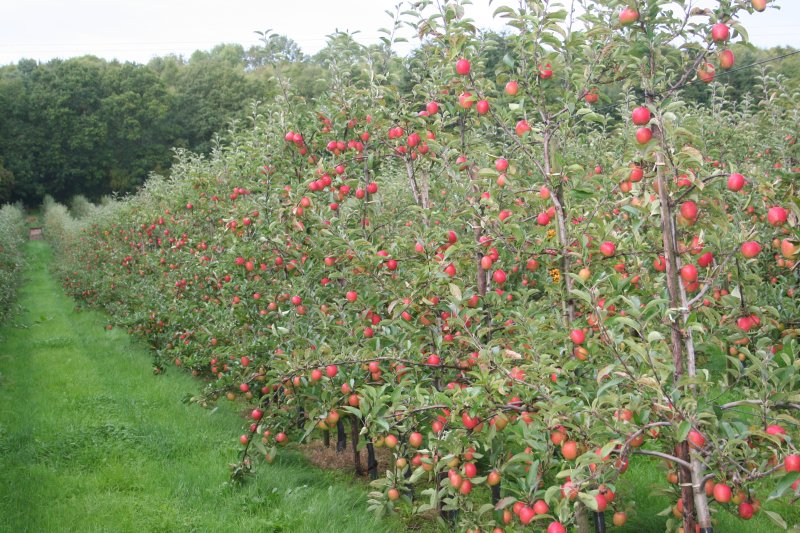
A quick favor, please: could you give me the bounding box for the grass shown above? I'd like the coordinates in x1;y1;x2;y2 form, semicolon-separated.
0;241;401;533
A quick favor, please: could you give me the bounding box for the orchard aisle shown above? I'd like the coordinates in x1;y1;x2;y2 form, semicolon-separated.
0;241;396;533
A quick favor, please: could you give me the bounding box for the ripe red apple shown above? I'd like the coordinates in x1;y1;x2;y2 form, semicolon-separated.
619;7;639;25
719;49;735;69
727;173;745;191
533;499;549;515
600;241;616;257
636;127;653;144
455;58;471;76
505;80;519;95
570;328;586;345
613;512;627;526
492;269;507;284
680;201;698;221
515;119;531;136
251;408;263;420
476;100;490;115
698;252;714;268
384;434;398;448
713;483;732;503
519;506;536;525
547;522;566;533
698;63;716;83
738;501;754;520
595;493;608;512
463;462;477;478
631;106;651;125
346;290;358;303
711;23;730;42
741;241;762;258
495;158;509;172
752;0;767;12
408;432;423;448
444;263;456;277
767;206;787;226
785;454;800;472
688;429;706;449
325;364;338;378
426;101;439;115
487;470;501;486
562;440;579;460
537;212;550;225
387;488;400;501
680;264;698;283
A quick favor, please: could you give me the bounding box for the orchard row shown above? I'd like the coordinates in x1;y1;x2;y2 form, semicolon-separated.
44;1;798;532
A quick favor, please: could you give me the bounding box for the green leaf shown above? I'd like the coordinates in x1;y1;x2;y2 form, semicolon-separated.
449;283;462;302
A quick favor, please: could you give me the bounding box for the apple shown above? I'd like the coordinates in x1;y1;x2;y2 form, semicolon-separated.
600;241;616;257
426;101;439;115
680;264;698;282
688;429;706;449
713;483;732;503
505;80;518;95
654;255;667;271
752;0;767;12
547;522;567;533
767;206;787;226
519;506;536;525
487;470;501;486
727;173;745;191
408;432;423;448
720;49;735;69
698;63;716;83
539;63;553;79
537;212;550;225
570;328;586;344
785;454;800;472
698;252;714;268
595;493;608;512
680;200;698;221
444;263;456;277
495;158;509;172
630;166;644;182
463;462;477;478
492;269;507;284
613;512;627;526
711;23;730;42
384;434;398;448
455;58;471;76
515;119;531;136
636;127;653;144
325;364;338;378
346;290;358;303
562;440;579;460
738;502;754;520
458;92;474;109
782;239;798;258
387;488;400;501
741;241;762;258
631;106;651;125
619;6;639;25
476;100;490;115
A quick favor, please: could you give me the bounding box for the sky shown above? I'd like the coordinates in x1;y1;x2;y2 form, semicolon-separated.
0;0;798;66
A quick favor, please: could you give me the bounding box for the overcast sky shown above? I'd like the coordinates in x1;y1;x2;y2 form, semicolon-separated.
0;0;798;66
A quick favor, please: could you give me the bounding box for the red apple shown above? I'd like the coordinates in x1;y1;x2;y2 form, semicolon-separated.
636;127;653;144
720;49;735;69
680;264;698;282
505;80;518;95
727;173;745;191
455;58;471;76
767;206;787;226
619;7;639;25
711;23;730;43
752;0;767;12
785;454;800;472
713;483;732;503
631;106;651;125
741;241;762;258
600;241;616;257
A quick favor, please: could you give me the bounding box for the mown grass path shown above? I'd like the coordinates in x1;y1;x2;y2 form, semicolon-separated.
0;242;396;533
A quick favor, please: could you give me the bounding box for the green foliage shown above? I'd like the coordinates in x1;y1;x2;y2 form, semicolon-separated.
0;203;26;318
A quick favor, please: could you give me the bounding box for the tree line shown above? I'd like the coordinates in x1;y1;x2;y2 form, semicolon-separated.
0;31;796;206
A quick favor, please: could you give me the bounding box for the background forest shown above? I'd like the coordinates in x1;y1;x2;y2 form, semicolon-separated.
0;32;797;205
